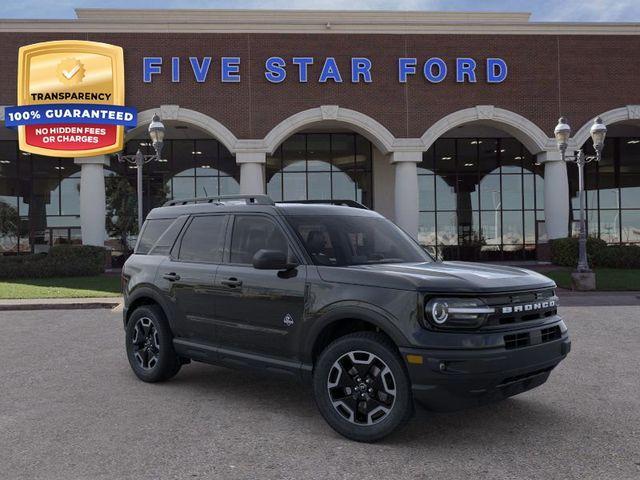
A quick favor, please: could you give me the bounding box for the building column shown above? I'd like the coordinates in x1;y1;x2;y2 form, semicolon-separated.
391;151;421;239
237;152;266;195
538;151;569;240
74;155;109;246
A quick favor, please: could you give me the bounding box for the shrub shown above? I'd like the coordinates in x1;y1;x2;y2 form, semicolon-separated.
0;245;106;279
550;237;640;268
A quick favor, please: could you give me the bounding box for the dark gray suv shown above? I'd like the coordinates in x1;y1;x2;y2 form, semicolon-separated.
122;195;570;442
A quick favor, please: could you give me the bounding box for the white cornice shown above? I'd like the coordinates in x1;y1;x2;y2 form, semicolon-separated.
0;9;638;35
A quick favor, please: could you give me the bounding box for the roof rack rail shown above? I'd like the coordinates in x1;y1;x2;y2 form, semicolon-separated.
163;194;275;207
278;199;369;210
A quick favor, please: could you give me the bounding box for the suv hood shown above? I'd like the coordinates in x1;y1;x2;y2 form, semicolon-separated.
317;261;555;294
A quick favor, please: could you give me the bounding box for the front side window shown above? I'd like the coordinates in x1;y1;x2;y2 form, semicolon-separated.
178;215;227;263
286;215;431;266
230;215;291;264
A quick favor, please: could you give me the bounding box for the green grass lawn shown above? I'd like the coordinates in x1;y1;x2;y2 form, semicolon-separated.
544;268;640;291
0;275;121;299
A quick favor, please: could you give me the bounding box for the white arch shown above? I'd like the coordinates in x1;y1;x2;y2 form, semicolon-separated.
127;105;239;153
263;105;396;155
572;105;640;148
420;105;553;154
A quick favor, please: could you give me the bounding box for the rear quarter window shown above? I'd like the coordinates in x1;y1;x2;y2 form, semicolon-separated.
135;218;175;254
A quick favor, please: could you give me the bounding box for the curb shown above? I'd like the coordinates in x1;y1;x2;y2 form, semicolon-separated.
0;299;122;312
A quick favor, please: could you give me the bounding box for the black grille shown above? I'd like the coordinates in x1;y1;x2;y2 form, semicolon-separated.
483;289;558;328
504;332;530;350
504;325;563;350
541;325;562;342
498;366;554;387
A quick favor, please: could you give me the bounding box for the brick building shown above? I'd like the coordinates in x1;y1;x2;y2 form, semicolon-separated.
0;9;639;260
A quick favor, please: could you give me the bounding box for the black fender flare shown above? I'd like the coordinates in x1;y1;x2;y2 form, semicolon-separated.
124;285;174;329
301;301;409;364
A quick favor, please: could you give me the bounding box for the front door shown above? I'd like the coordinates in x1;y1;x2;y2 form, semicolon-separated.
212;214;307;361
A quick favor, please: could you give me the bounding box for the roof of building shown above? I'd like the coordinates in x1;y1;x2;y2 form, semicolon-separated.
0;8;638;35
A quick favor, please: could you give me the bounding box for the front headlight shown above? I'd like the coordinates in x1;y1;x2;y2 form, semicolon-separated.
424;297;495;329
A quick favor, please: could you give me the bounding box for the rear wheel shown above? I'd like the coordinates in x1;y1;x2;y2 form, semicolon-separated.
125;305;181;382
313;332;413;442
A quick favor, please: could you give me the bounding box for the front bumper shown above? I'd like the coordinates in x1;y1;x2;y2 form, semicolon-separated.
400;319;571;411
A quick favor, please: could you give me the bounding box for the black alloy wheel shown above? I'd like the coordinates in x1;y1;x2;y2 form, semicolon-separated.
327;350;397;425
125;305;181;382
313;332;413;442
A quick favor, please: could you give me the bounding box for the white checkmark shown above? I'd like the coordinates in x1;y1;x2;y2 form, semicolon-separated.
62;64;80;79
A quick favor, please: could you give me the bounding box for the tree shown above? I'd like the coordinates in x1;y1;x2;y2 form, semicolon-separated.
0;201;20;252
105;176;138;252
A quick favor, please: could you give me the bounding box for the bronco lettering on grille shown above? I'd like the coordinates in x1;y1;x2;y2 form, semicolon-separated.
501;299;556;314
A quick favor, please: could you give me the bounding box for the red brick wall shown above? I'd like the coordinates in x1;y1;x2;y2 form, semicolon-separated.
0;32;638;141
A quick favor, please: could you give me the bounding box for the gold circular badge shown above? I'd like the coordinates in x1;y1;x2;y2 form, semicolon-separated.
56;58;85;85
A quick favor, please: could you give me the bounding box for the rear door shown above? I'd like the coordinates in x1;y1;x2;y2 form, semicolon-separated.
157;214;229;342
211;213;307;361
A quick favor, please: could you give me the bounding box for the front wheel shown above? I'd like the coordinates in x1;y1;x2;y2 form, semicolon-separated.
125;305;181;382
313;332;413;442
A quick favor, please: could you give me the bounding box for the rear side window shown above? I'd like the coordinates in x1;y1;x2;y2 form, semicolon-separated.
148;216;188;255
136;218;174;254
178;215;227;263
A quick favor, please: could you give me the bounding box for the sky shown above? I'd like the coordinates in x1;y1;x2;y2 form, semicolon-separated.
1;0;639;22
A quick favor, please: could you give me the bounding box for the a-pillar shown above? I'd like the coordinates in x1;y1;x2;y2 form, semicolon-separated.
237;152;266;195
538;151;569;239
74;155;108;246
391;151;421;239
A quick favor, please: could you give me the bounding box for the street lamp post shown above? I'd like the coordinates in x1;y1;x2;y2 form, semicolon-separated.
553;116;607;274
117;114;166;232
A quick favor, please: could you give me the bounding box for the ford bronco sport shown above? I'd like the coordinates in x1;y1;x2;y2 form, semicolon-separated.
122;195;570;442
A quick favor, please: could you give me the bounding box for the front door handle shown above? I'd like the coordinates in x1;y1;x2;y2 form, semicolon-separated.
220;277;243;288
162;272;181;281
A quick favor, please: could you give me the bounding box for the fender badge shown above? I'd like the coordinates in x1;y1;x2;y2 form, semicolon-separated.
283;313;294;327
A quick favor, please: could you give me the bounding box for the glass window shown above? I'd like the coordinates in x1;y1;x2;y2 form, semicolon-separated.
435;176;456;210
620;174;640;209
172;141;195;176
307;134;331;171
332;171;355;200
308;172;332;200
195;176;219;198
282;135;306;172
480;175;501;211
287;215;430;266
599;210;620;243
136;218;175;254
502;175;523;210
418;175;435;211
266;133;372;208
179;215;227;263
230;215;289;264
149;216;188;255
418;211;436;246
621;210;640;243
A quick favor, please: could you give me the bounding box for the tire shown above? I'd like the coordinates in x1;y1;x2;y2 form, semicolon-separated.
313;332;413;442
125;304;181;383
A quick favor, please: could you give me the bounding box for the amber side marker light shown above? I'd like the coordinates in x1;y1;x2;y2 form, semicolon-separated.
406;354;423;365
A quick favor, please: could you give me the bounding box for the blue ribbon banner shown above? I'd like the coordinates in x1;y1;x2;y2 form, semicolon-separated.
4;104;137;128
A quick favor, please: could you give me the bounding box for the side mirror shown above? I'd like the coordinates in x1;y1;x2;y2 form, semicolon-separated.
252;249;295;270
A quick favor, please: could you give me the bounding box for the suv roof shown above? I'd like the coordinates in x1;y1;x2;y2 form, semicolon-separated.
146;195;380;220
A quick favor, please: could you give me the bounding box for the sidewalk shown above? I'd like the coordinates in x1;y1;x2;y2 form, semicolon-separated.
556;289;640;306
0;297;123;311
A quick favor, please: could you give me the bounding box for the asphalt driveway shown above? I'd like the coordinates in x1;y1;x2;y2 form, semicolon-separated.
0;305;638;480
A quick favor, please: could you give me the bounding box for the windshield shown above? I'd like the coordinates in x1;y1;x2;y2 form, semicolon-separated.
286;215;432;266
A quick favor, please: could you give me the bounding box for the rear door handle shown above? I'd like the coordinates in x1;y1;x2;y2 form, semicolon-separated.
220;277;242;288
162;272;181;281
